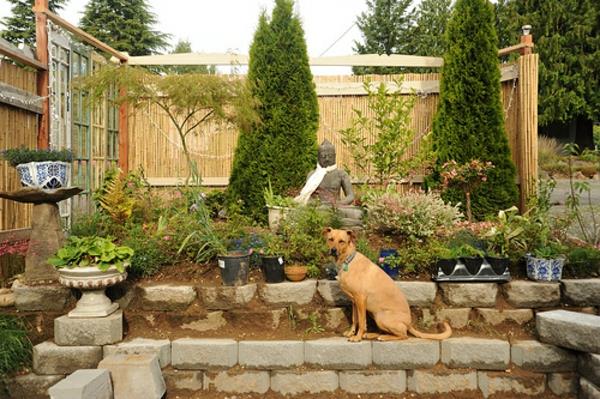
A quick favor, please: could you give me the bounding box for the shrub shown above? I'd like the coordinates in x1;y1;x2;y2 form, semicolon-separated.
123;224;171;277
392;240;439;275
1;147;72;167
364;189;462;240
565;246;600;278
538;135;563;166
0;315;32;377
280;204;330;265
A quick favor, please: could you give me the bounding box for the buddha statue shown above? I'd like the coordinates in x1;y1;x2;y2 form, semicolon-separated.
295;139;355;206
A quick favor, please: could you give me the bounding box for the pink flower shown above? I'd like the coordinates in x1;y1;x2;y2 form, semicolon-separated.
162;235;172;241
378;257;385;264
248;248;254;255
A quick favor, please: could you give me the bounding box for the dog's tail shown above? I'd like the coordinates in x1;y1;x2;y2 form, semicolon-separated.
408;321;452;340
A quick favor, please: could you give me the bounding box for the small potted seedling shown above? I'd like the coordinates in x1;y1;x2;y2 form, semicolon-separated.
451;244;485;275
260;232;285;283
526;242;566;281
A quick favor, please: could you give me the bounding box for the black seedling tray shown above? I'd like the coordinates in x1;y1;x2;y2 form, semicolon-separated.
433;260;511;282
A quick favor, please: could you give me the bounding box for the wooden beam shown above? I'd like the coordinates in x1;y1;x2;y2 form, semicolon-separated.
498;42;534;57
34;0;49;149
0;38;46;70
147;177;230;187
0;228;31;242
128;53;247;66
0;82;43;114
36;9;128;61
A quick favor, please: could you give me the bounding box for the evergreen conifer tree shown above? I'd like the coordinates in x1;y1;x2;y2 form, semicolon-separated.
410;0;452;58
1;0;67;47
432;0;518;219
79;0;169;56
228;0;319;220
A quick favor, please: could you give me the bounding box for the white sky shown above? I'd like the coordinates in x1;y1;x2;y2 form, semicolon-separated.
0;0;371;75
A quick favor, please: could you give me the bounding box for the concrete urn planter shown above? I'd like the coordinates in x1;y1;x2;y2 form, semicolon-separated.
58;265;127;318
267;206;292;232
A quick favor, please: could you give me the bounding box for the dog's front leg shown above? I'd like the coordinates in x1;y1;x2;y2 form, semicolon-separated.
343;300;358;337
348;295;367;342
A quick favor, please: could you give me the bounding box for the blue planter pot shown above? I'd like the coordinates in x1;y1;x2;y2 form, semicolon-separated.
526;254;564;281
379;248;399;278
16;161;70;190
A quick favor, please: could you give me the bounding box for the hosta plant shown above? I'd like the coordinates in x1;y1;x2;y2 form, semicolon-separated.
48;236;134;273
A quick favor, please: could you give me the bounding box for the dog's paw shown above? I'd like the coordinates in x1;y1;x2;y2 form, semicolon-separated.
348;335;362;342
343;329;356;338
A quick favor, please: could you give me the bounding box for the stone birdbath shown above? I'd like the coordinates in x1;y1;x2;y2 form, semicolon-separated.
0;187;82;284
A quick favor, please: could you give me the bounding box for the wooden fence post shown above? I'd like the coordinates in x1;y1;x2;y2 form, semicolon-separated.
118;61;129;172
517;26;538;210
34;0;49;149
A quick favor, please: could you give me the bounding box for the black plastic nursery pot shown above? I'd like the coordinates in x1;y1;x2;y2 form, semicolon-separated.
461;257;484;275
218;253;249;286
261;255;285;283
486;256;511;275
436;258;457;275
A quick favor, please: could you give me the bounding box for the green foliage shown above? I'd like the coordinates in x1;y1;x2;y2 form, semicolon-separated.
482;207;526;257
228;0;319;221
431;0;518;220
450;243;485;258
260;232;285;256
263;180;296;208
1;147;72;167
306;263;321;279
279;204;329;265
0;315;31;377
123;224;170;277
79;0;169;56
1;0;66;47
48;236;134;273
391;240;439;274
566;246;600;277
166;40;216;75
355;235;379;264
93;169;136;224
70;212;116;238
176;202;227;263
304;312;324;334
410;0;452;58
532;242;566;259
353;0;415;74
341;78;428;185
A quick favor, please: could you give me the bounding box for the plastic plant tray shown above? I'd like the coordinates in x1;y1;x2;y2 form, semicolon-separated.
433;260;511;282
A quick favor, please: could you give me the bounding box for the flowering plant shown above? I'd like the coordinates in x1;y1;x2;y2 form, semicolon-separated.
440;159;494;221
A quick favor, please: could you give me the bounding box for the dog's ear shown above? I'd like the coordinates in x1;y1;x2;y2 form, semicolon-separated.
346;230;356;243
322;227;332;237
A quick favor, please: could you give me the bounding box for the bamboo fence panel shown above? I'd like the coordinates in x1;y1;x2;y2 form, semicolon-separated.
0;62;37;230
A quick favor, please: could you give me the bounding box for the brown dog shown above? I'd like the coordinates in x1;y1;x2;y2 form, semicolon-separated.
324;228;452;342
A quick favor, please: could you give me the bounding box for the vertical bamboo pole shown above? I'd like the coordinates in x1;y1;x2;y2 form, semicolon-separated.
517;27;538;210
34;0;49;149
118;60;129;172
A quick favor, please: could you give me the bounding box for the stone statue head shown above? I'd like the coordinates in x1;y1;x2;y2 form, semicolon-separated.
318;139;336;167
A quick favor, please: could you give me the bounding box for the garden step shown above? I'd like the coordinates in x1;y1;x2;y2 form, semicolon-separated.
536;310;600;353
5;374;64;399
103;338;171;368
439;283;498;307
478;370;546;398
137;284;197;311
579;353;600;386
562;279;600;306
98;354;165;399
441;337;510;370
511;340;577;372
48;369;112;399
33;341;102;375
502;280;561;308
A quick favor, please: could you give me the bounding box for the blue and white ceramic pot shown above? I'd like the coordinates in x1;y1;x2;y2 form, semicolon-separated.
526;254;565;281
16;161;70;190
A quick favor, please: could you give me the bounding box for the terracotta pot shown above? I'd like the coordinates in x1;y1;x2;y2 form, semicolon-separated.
284;265;307;282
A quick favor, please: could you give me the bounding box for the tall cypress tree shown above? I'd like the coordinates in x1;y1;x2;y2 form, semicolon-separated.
432;0;518;219
79;0;169;56
1;0;67;47
228;0;319;220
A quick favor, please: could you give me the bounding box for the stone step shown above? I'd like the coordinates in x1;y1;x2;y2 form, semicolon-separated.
33;341;102;375
98;354;166;399
536;309;600;353
48;369;112;399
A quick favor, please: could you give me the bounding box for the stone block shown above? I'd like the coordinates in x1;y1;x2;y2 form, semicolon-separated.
579;353;600;386
537;310;600;353
372;338;439;369
440;283;498;307
407;370;478;394
199;284;256;309
511;340;577;372
503;280;560;308
317;280;351;306
562;279;600;306
441;337;509;370
477;308;533;325
339;370;406;394
204;371;269;394
238;340;303;369
138;284;196;311
305;337;371;369
54;310;123;346
33;341;102;375
0;287;15;307
580;378;600;399
172;338;237;369
103;338;171;367
48;369;112;399
395;281;437;307
436;308;471;328
163;369;203;391
13;279;70;311
180;311;226;332
324;307;348;330
478;371;546;399
259;280;316;305
548;373;578;396
98;354;165;399
270;371;338;395
6;374;64;399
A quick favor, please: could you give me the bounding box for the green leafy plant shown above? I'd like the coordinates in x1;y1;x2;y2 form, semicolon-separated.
305;312;324;335
177;203;227;263
123;224;170;277
93;168;137;224
482;207;526;257
450;244;485;259
355;234;379;264
1;147;73;167
533;242;566;259
279;204;329;265
260;232;285;256
48;236;134;273
306;263;321;279
0;315;32;377
566;246;600;277
389;240;439;274
287;305;298;330
263;180;296;208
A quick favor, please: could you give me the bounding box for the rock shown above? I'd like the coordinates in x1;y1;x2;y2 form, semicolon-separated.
6;374;64;399
503;281;560;307
580;378;600;399
435;308;471;328
103;338;171;368
13;279;70;311
407;370;478;394
172;338;237;369
562;279;600;306
304;337;371;369
372;338;440;369
270;309;286;329
579;353;600;386
339;371;406;394
259;280;316;305
395;281;437;307
33;341;102;375
54;310;123;346
548;373;578;396
511;340;577;372
163;369;203;391
441;337;509;370
537;310;600;353
98;354;165;399
199;284;256;309
239;340;303;369
324;308;348;330
48;369;112;399
476;308;534;325
138;284;196;311
180;311;226;332
478;371;546;399
317;280;351;306
204;371;269;394
439;283;498;307
270;371;338;395
0;288;15;307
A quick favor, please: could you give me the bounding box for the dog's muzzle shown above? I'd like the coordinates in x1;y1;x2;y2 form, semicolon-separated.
329;248;338;257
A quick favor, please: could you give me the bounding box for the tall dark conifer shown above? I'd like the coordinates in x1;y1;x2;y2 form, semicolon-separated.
1;0;67;47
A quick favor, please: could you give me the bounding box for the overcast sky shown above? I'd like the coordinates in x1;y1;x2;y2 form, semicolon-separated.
0;0;371;74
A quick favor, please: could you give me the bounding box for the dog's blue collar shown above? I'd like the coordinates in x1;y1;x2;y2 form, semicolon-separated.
341;251;357;272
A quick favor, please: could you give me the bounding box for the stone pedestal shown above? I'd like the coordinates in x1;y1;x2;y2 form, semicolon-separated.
98;354;166;399
48;369;112;399
54;310;123;346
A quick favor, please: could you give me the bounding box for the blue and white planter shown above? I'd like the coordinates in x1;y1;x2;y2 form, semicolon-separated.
526;254;565;281
16;161;70;190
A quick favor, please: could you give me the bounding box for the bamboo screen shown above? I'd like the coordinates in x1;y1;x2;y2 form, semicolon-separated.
128;69;521;183
0;62;37;230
